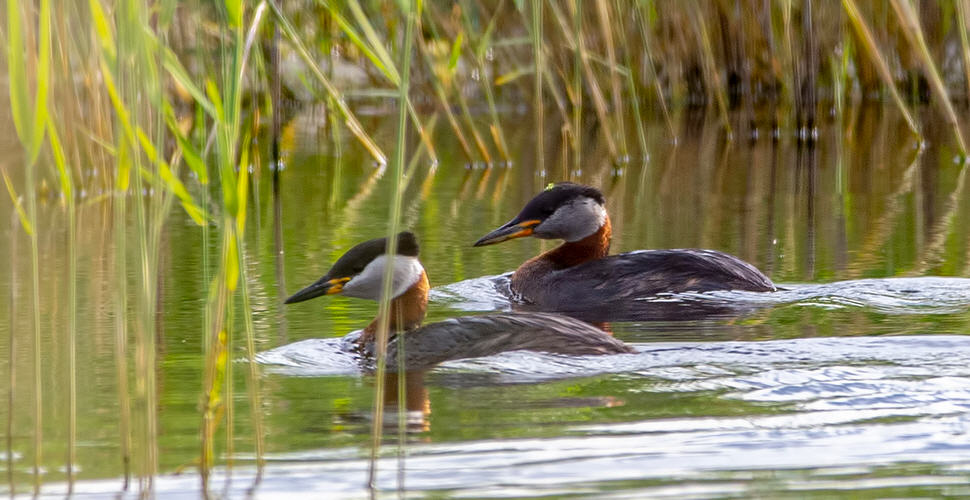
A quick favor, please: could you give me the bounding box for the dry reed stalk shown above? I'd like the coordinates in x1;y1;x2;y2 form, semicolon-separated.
268;1;388;165
414;31;477;162
843;0;920;135
689;0;733;137
957;1;970;104
890;0;967;155
594;0;628;156
797;0;818;136
571;0;583;172
633;3;675;138
532;0;545;172
564;0;619;159
455;0;513;162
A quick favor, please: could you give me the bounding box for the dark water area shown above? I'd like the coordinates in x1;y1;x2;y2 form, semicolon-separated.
3;105;970;497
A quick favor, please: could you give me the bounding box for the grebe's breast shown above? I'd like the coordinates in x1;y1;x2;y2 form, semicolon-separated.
512;249;776;317
361;312;633;371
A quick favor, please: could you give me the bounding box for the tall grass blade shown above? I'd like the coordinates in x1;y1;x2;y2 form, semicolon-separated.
889;0;967;155
531;0;545;172
415;32;477;161
594;0;627;156
6;0;30;147
369;0;418;490
456;0;512;161
843;0;920;136
113;142;132;490
326;3;400;84
1;172;33;236
6;212;17;496
47;120;78;492
88;0;116;62
324;2;437;164
268;0;387;165
572;0;582;170
29;0;52;164
346;1;402;83
957;0;970;105
690;0;733;137
561;0;618;159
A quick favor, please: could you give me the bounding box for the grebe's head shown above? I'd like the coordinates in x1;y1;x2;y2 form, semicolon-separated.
285;231;424;304
474;183;607;246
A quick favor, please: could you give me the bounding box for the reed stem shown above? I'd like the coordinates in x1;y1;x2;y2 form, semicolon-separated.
7;212;18;496
368;0;417;491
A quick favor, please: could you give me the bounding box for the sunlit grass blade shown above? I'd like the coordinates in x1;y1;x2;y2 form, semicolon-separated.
322;2;437;165
159;45;218;119
324;4;400;84
6;0;30;147
268;1;387;165
1;170;34;236
46;118;77;491
88;0;116;62
28;0;52;164
163;104;209;184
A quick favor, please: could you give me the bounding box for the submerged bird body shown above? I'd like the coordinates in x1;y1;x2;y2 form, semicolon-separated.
475;183;775;317
285;232;631;370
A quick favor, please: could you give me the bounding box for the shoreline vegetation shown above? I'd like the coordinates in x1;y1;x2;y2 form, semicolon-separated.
3;0;970;496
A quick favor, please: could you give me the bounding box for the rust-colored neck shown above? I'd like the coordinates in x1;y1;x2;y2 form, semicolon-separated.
360;271;430;344
536;216;612;270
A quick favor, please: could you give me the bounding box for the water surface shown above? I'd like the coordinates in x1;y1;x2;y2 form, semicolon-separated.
3;107;970;497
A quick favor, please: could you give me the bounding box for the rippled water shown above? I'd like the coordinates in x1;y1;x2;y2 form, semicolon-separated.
240;277;970;498
4;107;970;497
60;329;970;498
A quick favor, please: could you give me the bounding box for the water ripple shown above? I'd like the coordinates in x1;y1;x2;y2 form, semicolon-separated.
434;275;970;316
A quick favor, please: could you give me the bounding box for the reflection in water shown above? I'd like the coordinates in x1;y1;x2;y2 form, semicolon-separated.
84;334;970;499
382;372;430;433
6;107;970;496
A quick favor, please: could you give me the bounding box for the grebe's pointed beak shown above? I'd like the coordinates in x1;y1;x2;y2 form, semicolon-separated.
284;276;351;304
473;218;542;247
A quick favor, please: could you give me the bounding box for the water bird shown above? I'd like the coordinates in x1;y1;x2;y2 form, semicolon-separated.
473;183;776;318
284;231;633;370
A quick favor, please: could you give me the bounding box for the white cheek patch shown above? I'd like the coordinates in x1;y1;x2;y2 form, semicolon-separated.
341;255;424;300
535;197;607;242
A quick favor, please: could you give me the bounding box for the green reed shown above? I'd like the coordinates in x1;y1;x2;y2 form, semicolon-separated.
368;0;418;490
6;0;970;495
5;1;49;493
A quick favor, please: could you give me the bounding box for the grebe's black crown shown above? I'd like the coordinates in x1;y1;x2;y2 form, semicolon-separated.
473;183;607;247
330;231;419;276
284;231;419;304
517;183;605;221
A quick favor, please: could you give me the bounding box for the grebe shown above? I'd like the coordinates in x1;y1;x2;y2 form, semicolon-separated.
473;183;776;317
285;231;632;370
